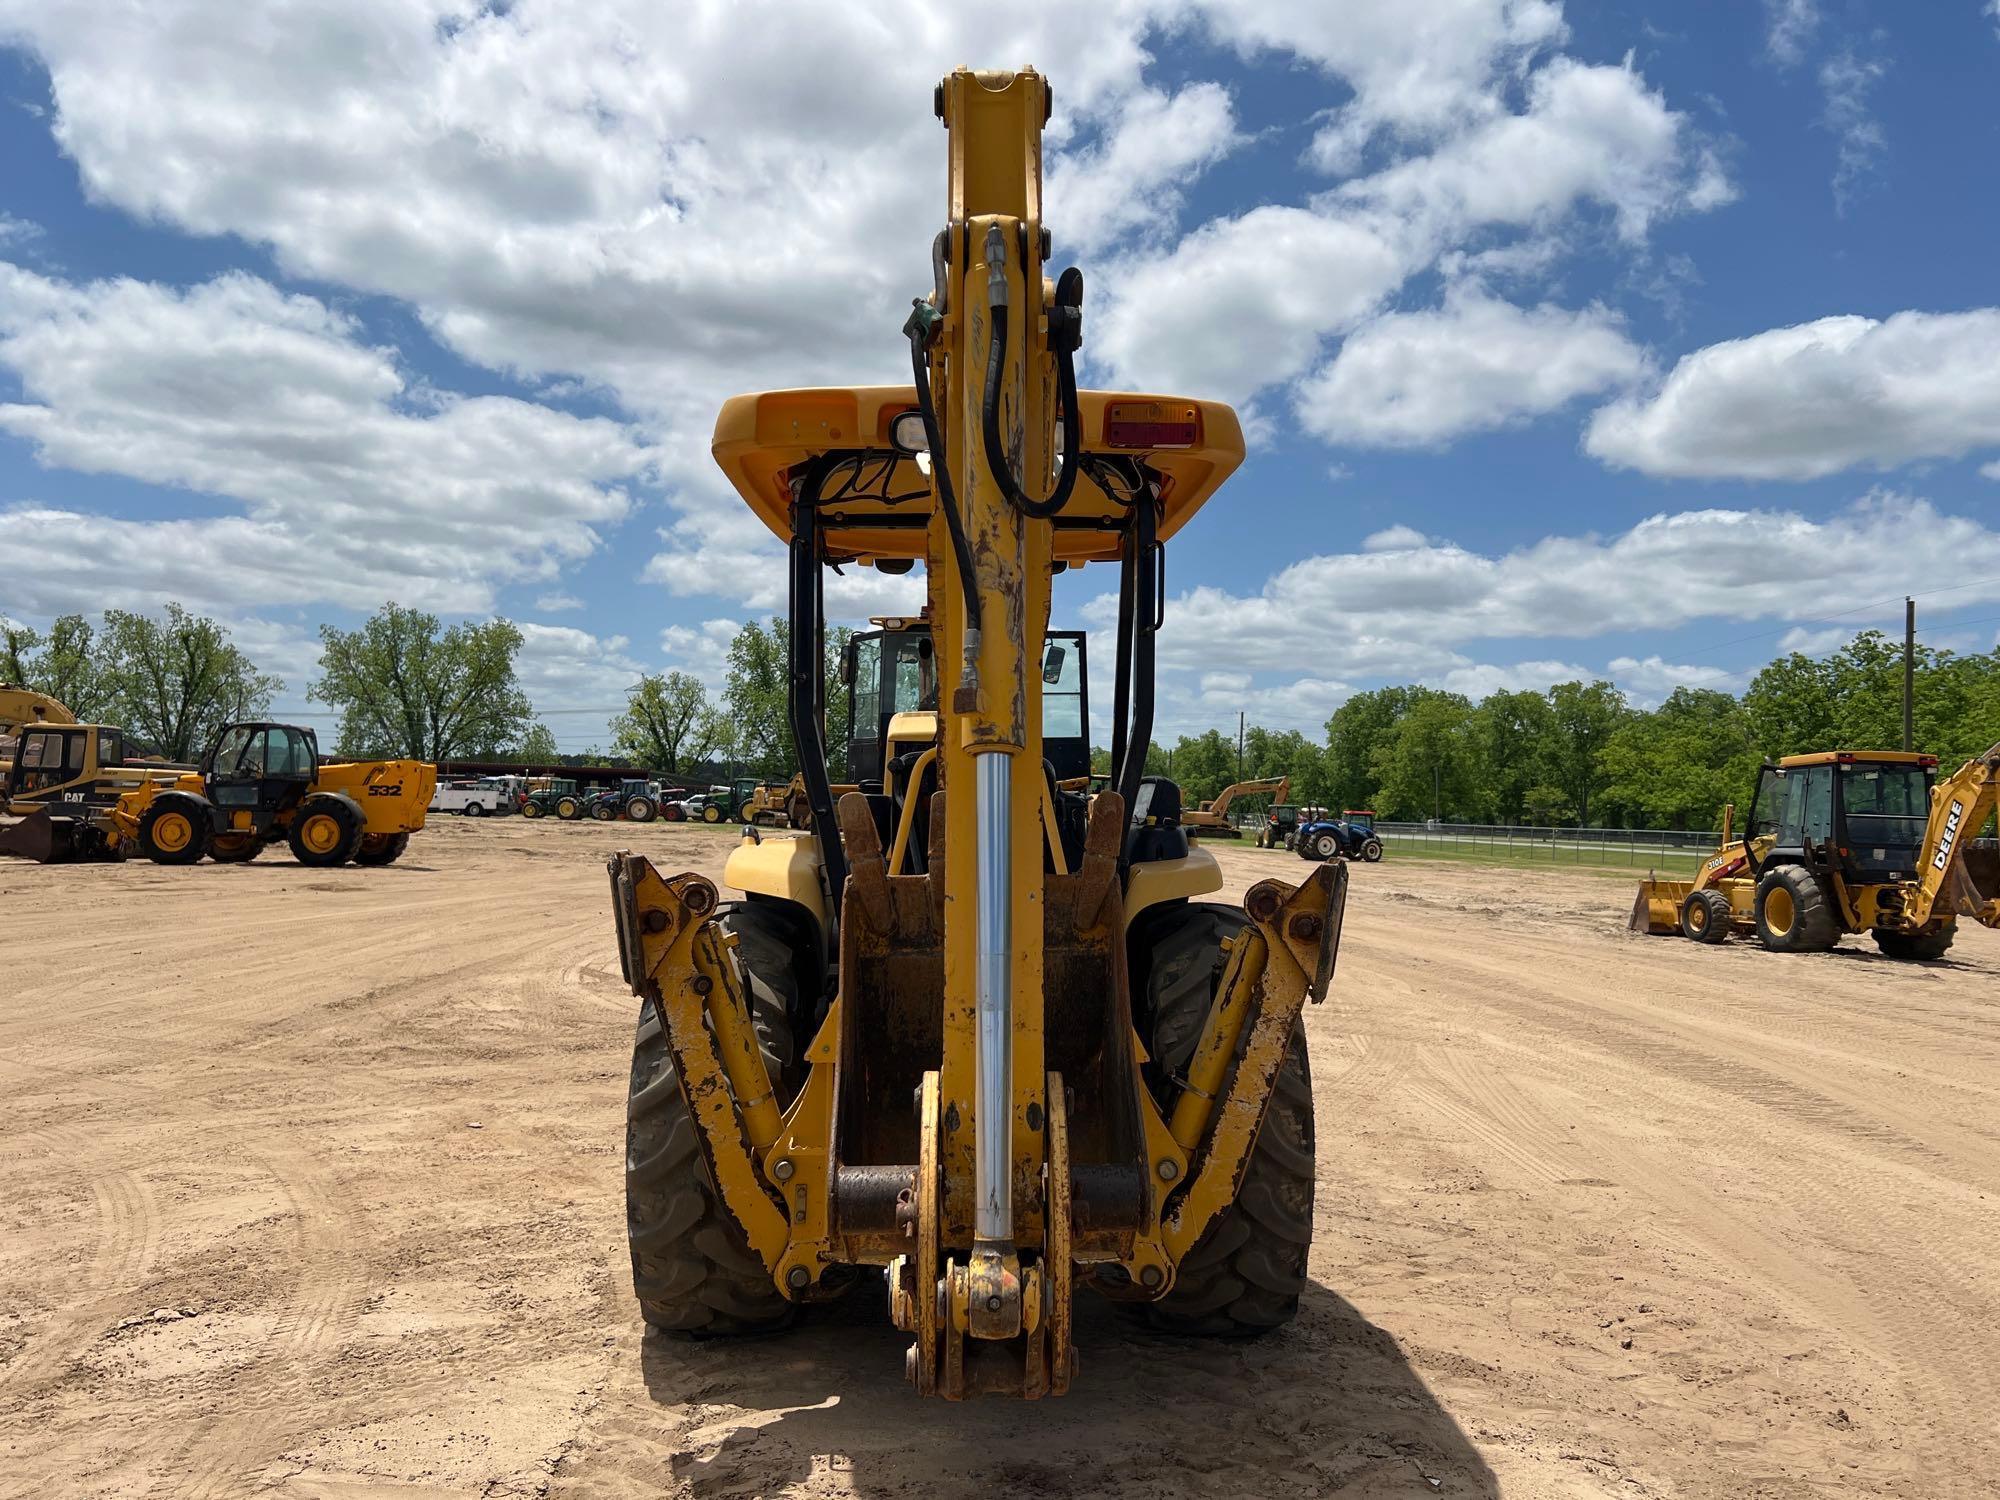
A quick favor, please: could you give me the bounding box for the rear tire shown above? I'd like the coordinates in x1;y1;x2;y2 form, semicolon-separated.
628;797;657;824
289;796;363;868
465;802;487;818
138;797;210;865
1754;866;1840;952
1680;887;1731;944
210;832;263;863
354;832;410;866
1312;832;1341;861
1139;904;1314;1336
626;906;799;1337
1873;924;1955;961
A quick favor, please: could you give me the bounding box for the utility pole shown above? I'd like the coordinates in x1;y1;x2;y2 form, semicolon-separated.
1433;760;1442;823
1237;710;1245;784
1903;596;1916;752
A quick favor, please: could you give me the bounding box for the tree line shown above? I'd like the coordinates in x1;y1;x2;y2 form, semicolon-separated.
10;602;1996;828
1122;631;2000;830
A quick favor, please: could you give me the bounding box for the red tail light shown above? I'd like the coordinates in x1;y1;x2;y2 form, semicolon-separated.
1106;401;1200;449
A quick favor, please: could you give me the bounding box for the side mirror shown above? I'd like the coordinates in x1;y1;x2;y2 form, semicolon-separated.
840;637;858;686
1042;644;1066;685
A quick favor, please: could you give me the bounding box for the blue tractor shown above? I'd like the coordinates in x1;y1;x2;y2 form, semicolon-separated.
1297;808;1384;864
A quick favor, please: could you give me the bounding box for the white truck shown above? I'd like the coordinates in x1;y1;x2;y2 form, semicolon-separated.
428;777;512;817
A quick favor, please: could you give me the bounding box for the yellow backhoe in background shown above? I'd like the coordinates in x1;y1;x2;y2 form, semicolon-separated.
1632;744;2000;958
606;67;1344;1400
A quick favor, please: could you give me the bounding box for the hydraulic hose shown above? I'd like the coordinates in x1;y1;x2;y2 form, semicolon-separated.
980;226;1083;521
906;307;984;695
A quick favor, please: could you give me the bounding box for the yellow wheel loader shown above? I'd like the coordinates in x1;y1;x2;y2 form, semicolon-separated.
1;718;434;867
606;67;1345;1401
1632;745;2000;958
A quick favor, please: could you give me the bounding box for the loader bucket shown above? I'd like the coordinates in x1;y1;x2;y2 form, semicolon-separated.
0;810;75;863
1630;877;1691;935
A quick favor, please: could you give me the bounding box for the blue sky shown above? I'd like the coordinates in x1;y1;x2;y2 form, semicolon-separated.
3;1;1999;752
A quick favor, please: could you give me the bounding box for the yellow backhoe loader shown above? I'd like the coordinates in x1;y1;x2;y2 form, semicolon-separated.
605;67;1344;1400
1181;775;1290;839
0;684;76;773
1632;745;2000;958
1;718;433;866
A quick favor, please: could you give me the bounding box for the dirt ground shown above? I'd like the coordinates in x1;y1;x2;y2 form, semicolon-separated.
2;815;1996;1499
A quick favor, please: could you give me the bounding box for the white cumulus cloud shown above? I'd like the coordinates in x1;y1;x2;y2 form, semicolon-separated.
1586;309;2000;480
1296;286;1646;448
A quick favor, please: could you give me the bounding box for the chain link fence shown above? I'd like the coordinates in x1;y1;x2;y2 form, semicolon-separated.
1372;820;1720;872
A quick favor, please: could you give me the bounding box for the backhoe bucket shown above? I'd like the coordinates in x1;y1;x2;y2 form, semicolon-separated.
0;810;79;863
1630;877;1690;935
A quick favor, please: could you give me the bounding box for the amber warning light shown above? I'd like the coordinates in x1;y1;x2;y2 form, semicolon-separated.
1106;401;1201;450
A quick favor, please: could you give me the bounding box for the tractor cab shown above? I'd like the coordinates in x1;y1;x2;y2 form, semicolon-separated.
1341;809;1376;833
3;722;127;808
203;722;321;837
1749;751;1936;884
842;621;1089;790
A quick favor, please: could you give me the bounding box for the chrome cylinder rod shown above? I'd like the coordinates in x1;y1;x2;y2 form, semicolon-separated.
974;750;1013;1244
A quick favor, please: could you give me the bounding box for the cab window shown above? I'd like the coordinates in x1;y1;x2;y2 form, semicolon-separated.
211;725;255;777
851;636;882;738
1041;639;1083;740
261;727;313;777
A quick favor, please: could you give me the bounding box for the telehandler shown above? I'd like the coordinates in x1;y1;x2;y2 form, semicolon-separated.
1632;745;2000;957
606;67;1344;1401
0;717;432;866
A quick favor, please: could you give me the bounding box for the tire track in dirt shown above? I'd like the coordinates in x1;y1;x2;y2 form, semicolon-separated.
0;1124;162;1407
149;1151;367;1500
1422;942;2000;1482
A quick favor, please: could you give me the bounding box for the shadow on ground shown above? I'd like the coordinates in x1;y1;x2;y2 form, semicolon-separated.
641;1280;1497;1498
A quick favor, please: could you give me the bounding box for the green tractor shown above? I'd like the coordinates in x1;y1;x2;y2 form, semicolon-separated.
519;777;586;821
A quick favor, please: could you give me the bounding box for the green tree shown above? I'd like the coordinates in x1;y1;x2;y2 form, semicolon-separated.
1467;689;1553;824
1369;691;1476;819
3;613;117;720
1599;688;1758;830
98;605;282;760
1165;728;1237;807
720;617;854;778
509;721;562;763
1325;687;1413;810
1544;680;1628;827
612;671;720;775
310;604;531;761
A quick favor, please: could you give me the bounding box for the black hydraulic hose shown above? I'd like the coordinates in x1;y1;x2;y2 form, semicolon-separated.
980;260;1083;521
907;329;982;640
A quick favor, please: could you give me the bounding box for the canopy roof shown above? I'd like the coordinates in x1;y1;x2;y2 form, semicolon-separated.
711;386;1243;565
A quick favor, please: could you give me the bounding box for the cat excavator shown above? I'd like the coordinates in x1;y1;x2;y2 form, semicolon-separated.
606;67;1344;1400
1181;775;1290;839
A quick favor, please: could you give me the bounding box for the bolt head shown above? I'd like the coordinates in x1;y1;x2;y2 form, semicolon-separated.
787;1265;812;1290
986;1294;1003;1312
1140;1264;1164;1289
1157;1159;1179;1182
773;1158;795;1181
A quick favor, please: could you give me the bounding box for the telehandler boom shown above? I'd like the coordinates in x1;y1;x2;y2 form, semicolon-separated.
606;67;1345;1400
